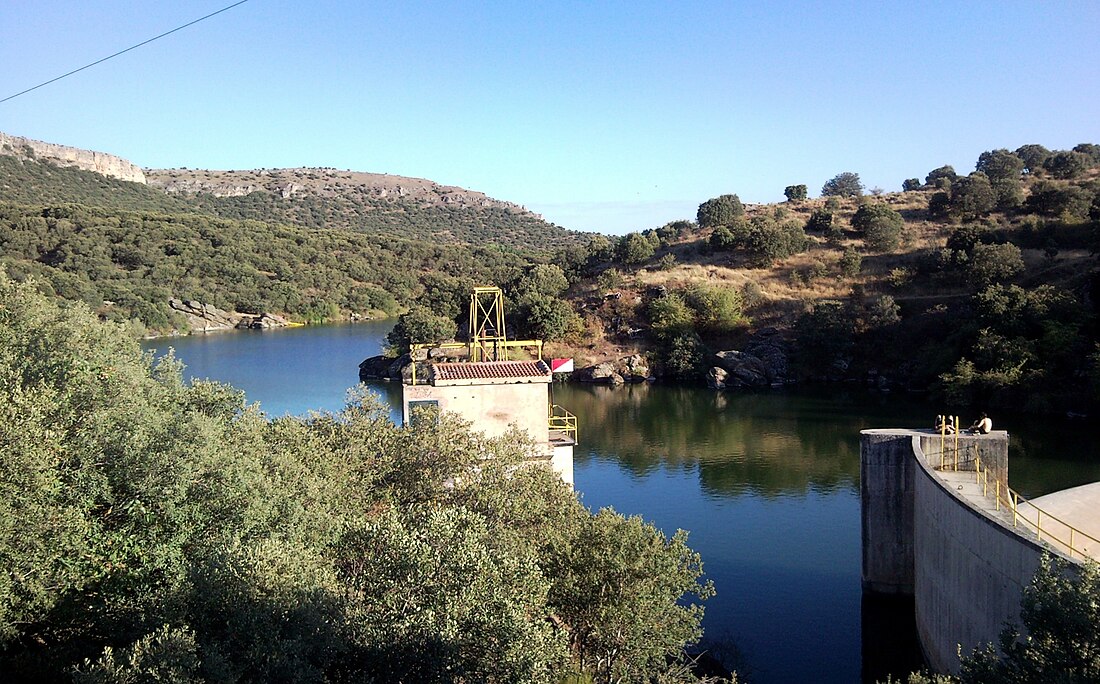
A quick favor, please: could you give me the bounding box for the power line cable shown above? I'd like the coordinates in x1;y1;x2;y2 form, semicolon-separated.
0;0;250;105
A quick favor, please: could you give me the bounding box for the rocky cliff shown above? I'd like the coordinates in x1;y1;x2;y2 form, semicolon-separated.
144;167;532;213
0;131;146;184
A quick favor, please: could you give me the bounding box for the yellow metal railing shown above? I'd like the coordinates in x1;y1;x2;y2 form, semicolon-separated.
929;425;1099;561
549;404;578;444
970;454;1099;561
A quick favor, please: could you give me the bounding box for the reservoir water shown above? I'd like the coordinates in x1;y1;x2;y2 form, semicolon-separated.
144;323;1100;683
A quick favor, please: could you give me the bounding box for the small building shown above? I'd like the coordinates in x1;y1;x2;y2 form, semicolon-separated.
399;287;576;485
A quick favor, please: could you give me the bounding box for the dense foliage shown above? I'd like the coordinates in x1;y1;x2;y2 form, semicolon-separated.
0;201;533;332
0;273;720;683
0;156;582;254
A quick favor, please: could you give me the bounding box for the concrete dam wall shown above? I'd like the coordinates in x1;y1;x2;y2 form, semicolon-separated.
861;429;1077;674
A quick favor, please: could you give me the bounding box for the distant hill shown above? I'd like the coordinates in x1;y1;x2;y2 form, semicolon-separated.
0;131;587;333
0;131;583;253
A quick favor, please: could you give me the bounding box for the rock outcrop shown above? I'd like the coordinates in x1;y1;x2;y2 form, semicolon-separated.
710;328;790;390
572;354;654;385
0;131;146;184
358;353;422;383
168;298;290;334
144;167;534;214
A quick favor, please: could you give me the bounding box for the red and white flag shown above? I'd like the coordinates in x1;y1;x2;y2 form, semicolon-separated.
551;358;574;373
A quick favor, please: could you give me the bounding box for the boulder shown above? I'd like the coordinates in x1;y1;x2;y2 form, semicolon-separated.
619;354;651;383
573;362;624;385
357;353;417;382
743;327;789;386
706;366;729;390
713;350;770;387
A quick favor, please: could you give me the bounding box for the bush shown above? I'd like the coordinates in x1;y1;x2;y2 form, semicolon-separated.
784;184;808;202
840;247;862;276
684;284;744;334
851;203;904;252
949;172;996;219
967;243;1023;287
1043;151;1090;179
902;178;922;192
616;232;656;266
743;216;807;265
806;209;834;233
386;305;458;353
647;292;694;340
925;165;957;187
1014;144;1051;173
696;194;745;228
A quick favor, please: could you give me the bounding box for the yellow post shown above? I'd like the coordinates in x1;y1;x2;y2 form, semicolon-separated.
1070;529;1075;559
995;480;1000;511
953;416;960;471
1036;510;1042;542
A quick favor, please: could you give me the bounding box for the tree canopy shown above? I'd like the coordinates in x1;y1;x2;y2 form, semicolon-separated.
0;272;719;683
821;172;864;197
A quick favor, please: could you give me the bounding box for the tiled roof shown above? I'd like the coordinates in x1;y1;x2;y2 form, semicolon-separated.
432;360;551;381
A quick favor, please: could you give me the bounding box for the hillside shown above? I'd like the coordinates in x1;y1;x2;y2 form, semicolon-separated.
533;146;1100;416
0;132;583;253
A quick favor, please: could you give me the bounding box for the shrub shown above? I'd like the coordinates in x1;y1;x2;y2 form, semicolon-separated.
784;184;808;202
949;172;996;219
696;194;745;228
806;209;834;233
851;203;904;251
1043;151;1090;179
840;247;862;276
684;284;744;334
925;165;957;187
902;178;922;192
967;243;1024;287
647;292;694;339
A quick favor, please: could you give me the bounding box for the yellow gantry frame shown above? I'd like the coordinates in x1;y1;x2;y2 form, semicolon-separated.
408;286;543;385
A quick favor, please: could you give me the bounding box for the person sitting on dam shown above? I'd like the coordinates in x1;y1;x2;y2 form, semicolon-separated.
934;415;956;434
967;412;992;434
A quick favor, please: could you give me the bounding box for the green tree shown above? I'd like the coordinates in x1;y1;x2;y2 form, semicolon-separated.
806;209;834;233
840;247;862;276
1072;143;1100;165
956;557;1100;683
851;203;904;252
967;243;1024;288
821;172;863;197
902;178;922;192
647;292;695;340
523;294;581;341
386;305;458;353
546;510;712;684
784;184;808;202
744;216;807;265
925;165;958;188
949;172;996;219
1043;151;1090;179
684;284;745;334
696;195;745;228
1014;144;1051;173
975;149;1024;209
616;232;656;266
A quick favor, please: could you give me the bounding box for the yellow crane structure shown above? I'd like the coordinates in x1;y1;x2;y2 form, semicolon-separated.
401;285;576;484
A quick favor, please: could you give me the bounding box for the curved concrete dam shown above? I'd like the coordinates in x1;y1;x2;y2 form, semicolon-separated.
860;429;1098;674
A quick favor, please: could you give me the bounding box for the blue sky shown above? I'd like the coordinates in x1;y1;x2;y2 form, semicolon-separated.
2;1;1098;234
